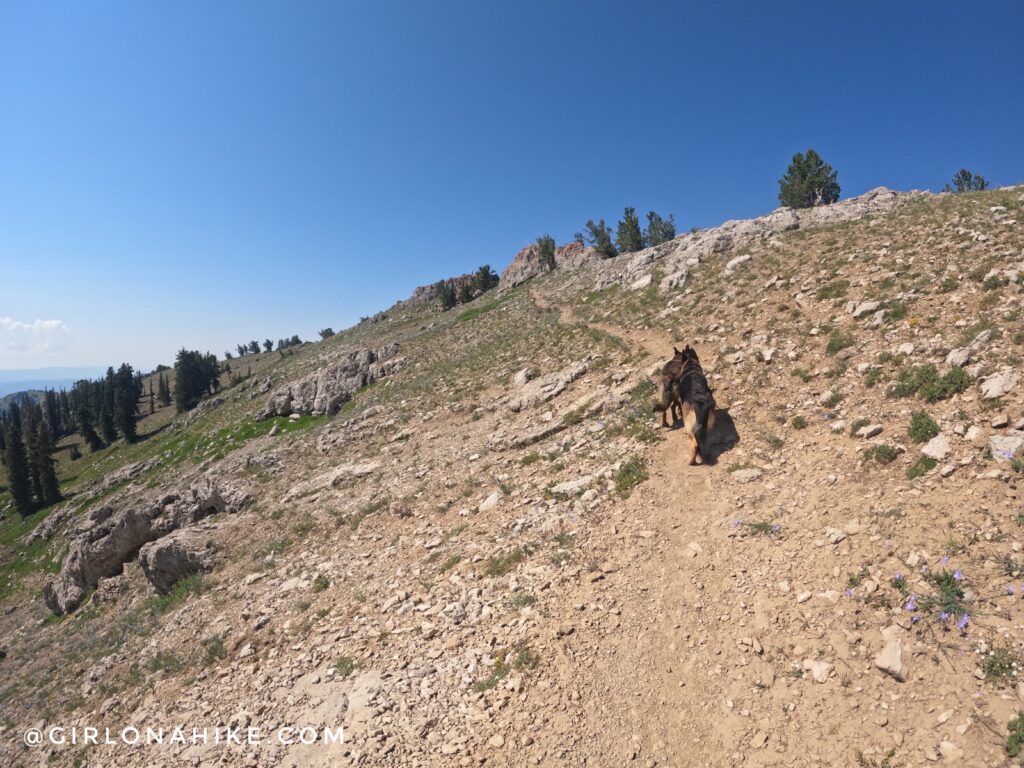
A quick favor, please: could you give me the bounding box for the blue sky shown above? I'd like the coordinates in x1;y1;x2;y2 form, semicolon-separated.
2;1;1022;372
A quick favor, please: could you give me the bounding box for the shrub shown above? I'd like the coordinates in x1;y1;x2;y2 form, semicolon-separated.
907;411;939;443
864;445;899;465
791;415;808;429
907;456;937;479
334;656;356;679
826;330;855;356
889;365;970;402
1008;711;1024;759
816;280;849;301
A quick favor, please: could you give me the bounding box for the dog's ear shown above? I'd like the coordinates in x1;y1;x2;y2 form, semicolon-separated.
673;347;681;355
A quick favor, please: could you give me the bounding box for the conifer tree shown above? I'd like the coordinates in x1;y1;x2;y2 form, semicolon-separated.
644;211;676;247
536;235;556;271
113;363;139;442
29;418;60;506
777;149;840;208
3;402;34;517
615;207;644;253
584;219;617;257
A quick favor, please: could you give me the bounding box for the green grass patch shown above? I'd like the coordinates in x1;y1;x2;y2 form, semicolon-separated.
816;280;850;301
906;456;937;479
615;455;648;497
888;365;970;402
484;547;528;577
907;411;939;443
826;330;855;356
863;445;899;465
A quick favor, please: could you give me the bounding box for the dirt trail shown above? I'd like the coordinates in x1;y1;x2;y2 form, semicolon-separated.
535;290;739;765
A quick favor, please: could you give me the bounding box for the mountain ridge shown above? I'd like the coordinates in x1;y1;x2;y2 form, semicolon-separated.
3;185;1024;766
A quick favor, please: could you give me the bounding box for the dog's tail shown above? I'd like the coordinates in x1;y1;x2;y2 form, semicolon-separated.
652;377;672;413
692;397;714;456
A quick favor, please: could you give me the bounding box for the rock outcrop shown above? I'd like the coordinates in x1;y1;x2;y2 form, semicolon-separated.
138;528;218;594
402;273;482;305
42;481;244;615
590;187;914;292
259;344;404;419
499;242;604;290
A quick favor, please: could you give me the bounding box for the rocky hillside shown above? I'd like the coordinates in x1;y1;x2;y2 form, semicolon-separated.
3;186;1024;767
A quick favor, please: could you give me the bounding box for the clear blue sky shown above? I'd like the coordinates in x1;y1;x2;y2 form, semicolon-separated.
2;1;1022;372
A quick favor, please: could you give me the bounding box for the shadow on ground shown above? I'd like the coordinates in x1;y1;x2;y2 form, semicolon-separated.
703;408;740;464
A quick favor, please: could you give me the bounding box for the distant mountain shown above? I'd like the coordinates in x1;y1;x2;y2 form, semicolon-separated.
0;367;106;398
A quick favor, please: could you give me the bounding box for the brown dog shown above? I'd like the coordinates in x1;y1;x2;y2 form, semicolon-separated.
652;347;686;428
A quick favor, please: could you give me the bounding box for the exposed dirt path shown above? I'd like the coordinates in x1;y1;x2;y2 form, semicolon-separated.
533;289;741;765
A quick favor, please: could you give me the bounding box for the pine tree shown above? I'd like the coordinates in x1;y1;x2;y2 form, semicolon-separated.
584;219;617;258
778;149;840;208
438;281;457;310
644;211;676;247
536;235;556;271
157;373;171;407
98;368;117;443
615;207;644;253
263;339;273;352
30;419;60;506
458;282;474;304
947;168;989;193
113;363;139;442
475;265;499;292
23;405;44;504
3;402;34;517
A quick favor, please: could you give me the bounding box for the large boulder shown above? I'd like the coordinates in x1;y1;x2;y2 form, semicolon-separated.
138;528;217;594
260;344;404;419
42;481;241;615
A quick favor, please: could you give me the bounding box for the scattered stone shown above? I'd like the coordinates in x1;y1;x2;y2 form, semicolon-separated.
980;368;1017;400
856;424;883;438
921;434;950;461
802;659;832;683
945;329;992;367
479;492;502;513
731;468;762;483
874;626;908;682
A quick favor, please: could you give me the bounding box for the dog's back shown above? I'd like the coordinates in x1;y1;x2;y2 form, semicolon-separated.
678;346;716;464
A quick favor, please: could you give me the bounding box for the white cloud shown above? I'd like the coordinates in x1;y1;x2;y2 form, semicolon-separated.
1;317;72;353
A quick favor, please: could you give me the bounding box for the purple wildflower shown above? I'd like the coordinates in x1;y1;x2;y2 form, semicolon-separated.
904;594;918;611
892;572;902;581
911;614;920;624
1009;585;1016;595
939;611;950;621
844;588;853;598
953;569;963;581
956;614;969;631
771;524;781;533
941;556;950;566
731;519;742;528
